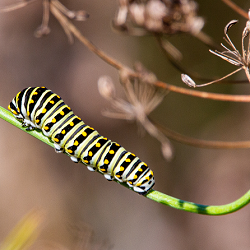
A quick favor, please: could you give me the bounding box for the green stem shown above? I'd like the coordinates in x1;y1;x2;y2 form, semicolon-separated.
0;106;54;147
146;189;250;215
1;105;249;215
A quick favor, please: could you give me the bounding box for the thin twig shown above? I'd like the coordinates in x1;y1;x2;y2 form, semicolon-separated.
154;80;250;102
221;0;248;19
0;0;37;12
50;2;126;71
193;30;221;50
151;118;250;149
155;34;214;82
155;34;248;84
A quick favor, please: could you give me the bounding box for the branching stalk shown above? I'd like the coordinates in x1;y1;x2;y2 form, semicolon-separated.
50;4;250;102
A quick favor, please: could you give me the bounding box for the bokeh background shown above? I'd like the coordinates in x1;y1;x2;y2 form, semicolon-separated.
0;0;250;249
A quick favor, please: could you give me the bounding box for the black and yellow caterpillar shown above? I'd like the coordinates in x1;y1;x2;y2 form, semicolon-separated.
8;87;155;194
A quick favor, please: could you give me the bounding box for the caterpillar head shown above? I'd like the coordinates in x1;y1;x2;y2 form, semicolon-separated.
8;98;24;120
9;90;36;130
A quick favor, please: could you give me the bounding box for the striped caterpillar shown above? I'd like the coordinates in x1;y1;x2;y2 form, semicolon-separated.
8;87;155;194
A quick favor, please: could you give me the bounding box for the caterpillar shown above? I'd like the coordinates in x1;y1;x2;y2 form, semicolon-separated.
8;86;155;194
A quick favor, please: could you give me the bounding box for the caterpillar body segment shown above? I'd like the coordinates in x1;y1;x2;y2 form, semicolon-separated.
8;86;155;194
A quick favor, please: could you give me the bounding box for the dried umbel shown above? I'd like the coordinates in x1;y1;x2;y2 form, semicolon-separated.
98;64;173;160
182;10;250;88
113;0;204;35
0;0;89;43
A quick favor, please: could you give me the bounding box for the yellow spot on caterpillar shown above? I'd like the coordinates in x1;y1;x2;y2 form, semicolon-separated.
17;107;20;113
33;91;38;95
103;137;107;140
115;143;120;146
138;168;143;172
13;110;18;115
60;110;64;115
84;160;89;164
27;111;30;116
44;126;49;131
30;99;34;103
54;138;59;142
116;174;121;178
36;119;40;123
61;130;66;134
109;150;115;154
74;140;79;146
128;181;132;185
120;166;124;171
70;121;74;126
67;149;73;154
50;100;54;104
96;142;101;148
100;168;106;172
52;118;56;123
88;151;93;157
56;95;60;99
125;158;131;163
42;108;47;114
131;153;135;157
104;159;109;165
82;131;87;137
134;175;137;179
89;127;94;130
67;106;71;110
8;105;11;111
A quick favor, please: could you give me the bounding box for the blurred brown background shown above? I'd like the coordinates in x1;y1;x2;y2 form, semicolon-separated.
0;0;250;249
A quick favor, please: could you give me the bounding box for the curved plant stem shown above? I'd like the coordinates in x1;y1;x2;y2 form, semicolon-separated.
146;189;250;215
0;106;54;148
1;105;249;215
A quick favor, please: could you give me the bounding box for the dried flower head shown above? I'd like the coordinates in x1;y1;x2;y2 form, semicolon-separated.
113;0;204;36
99;64;167;120
182;11;250;88
98;64;173;160
0;0;89;43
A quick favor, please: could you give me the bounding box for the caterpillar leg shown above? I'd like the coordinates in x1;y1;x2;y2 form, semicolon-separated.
54;143;64;153
87;166;96;172
22;121;36;131
133;186;148;195
22;118;37;131
25;125;35;131
70;156;80;163
104;174;113;181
